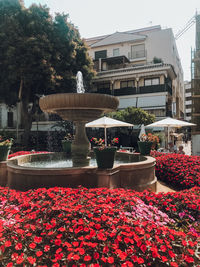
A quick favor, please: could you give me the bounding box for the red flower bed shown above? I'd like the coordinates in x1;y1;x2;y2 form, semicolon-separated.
8;151;49;159
0;187;199;266
135;187;200;236
151;152;200;189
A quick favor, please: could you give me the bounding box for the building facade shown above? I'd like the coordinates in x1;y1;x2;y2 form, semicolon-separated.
184;81;192;122
85;25;184;119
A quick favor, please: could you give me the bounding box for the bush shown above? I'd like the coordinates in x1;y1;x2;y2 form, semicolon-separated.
153;153;200;189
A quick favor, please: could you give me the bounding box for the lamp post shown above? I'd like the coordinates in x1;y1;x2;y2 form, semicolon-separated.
111;78;114;96
135;77;140;108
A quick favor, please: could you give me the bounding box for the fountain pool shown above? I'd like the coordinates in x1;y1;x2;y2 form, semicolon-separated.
6;151;156;191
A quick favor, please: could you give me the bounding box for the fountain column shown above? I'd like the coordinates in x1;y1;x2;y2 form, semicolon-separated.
71;121;90;167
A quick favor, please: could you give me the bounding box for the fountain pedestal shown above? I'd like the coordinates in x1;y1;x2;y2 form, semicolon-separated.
39;93;119;167
72;121;90;167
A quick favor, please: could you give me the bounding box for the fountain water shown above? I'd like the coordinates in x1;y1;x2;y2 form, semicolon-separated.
6;72;157;192
76;71;85;93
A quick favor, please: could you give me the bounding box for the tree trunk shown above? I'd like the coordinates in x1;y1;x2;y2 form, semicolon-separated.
21;98;33;149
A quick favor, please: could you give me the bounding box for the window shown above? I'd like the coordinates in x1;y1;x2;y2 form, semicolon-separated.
95;50;107;60
120;80;134;88
7;111;13;127
144;78;160;86
97;83;110;90
113;48;119;57
131;44;145;59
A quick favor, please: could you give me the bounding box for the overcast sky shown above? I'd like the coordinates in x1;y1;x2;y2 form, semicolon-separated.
24;0;200;81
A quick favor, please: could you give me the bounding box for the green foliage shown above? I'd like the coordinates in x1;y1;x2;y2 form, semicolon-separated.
152;57;163;64
109;107;155;125
0;0;94;146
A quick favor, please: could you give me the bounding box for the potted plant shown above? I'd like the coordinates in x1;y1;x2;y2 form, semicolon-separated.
138;133;159;156
91;137;119;169
0;136;13;161
61;133;74;154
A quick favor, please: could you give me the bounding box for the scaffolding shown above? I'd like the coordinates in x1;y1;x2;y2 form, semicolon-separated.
191;13;200;134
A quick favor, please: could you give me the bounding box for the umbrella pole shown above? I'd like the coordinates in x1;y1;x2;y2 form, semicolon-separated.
167;127;169;149
104;127;107;146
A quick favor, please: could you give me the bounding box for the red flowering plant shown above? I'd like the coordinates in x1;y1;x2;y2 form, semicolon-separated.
0;136;13;146
8;151;49;159
134;187;200;237
90;137;119;150
0;187;199;266
140;133;159;149
152;153;200;190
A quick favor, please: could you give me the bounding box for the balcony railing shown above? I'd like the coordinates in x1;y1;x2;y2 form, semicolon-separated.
139;84;172;95
95;84;172;97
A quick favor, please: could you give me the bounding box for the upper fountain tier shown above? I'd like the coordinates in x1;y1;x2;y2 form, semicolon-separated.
39;93;119;122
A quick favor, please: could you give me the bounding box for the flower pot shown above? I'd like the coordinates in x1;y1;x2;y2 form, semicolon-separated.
61;140;72;154
0;145;11;161
93;147;117;169
137;141;153;156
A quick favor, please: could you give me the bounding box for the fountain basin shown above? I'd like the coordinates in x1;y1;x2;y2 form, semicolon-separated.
6;152;157;192
39;93;119;121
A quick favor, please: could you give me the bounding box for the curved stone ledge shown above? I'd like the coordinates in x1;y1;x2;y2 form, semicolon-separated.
6;152;156;192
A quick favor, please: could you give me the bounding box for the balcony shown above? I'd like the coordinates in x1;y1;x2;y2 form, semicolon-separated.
139;84;172;95
96;84;172;97
114;87;136;96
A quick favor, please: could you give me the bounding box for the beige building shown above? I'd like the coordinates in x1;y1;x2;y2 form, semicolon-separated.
85;25;184;119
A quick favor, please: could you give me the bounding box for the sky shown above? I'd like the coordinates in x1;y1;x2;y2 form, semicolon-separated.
24;0;200;81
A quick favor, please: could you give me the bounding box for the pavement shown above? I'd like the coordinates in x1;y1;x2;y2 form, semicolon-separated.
156;181;176;193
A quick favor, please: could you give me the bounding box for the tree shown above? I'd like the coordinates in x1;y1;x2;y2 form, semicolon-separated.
0;0;94;147
109;107;155;125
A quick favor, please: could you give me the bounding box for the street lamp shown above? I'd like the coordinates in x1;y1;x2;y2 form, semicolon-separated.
111;78;114;96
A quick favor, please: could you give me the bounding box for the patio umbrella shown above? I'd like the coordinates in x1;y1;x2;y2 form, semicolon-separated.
85;116;133;146
146;117;196;147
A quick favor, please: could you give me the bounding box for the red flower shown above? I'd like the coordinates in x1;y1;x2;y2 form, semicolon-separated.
73;254;80;261
34;236;42;243
84;255;91;262
15;243;22;250
4;241;12;247
184;255;194;263
44;245;50;252
36;251;43;257
93;252;99;260
107;257;114;264
168;250;176;258
29;242;36;249
27;256;36;264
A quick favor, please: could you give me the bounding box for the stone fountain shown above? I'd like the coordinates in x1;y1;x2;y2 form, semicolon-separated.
39;72;119;167
5;72;156;192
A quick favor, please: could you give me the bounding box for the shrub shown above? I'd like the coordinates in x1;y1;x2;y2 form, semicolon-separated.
151;152;200;189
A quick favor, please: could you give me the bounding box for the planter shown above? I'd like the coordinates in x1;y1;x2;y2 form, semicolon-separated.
138;141;153;156
61;140;72;154
93;147;117;169
0;145;11;162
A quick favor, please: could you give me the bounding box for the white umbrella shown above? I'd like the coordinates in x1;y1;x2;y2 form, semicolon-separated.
138;124;146;140
146;117;196;147
86;116;133;146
